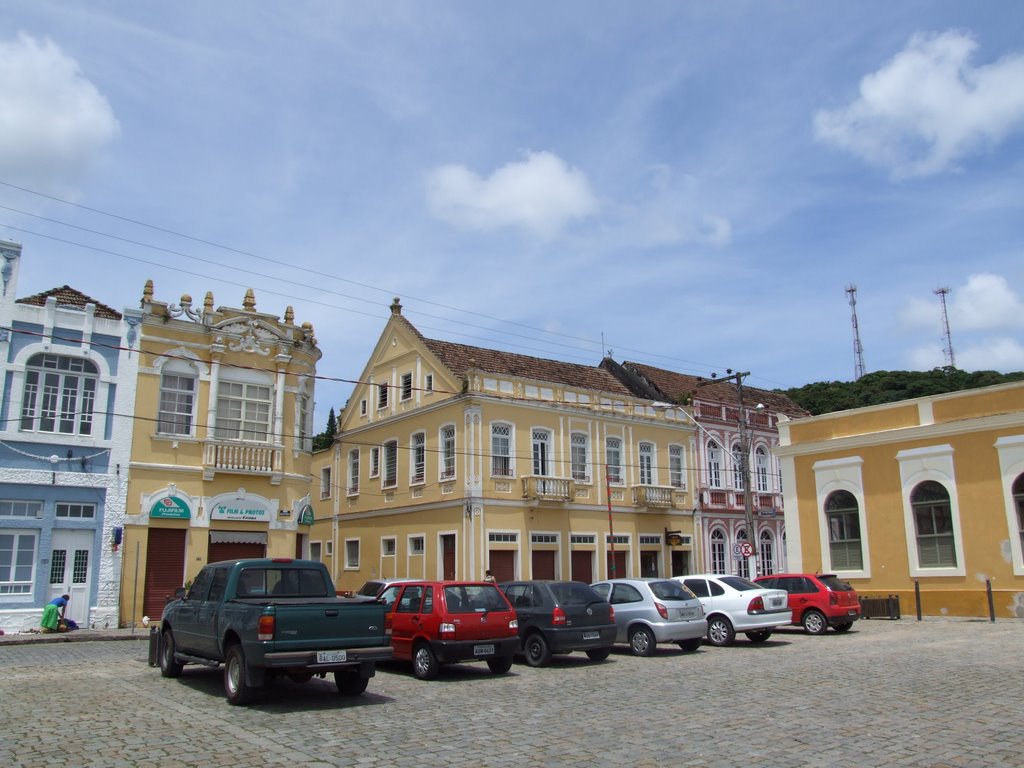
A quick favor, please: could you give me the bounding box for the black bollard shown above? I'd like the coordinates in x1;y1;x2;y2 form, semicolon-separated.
915;580;921;621
986;579;995;623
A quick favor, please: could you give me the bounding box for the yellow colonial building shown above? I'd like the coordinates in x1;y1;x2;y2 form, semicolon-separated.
120;283;321;626
774;381;1024;618
313;299;702;592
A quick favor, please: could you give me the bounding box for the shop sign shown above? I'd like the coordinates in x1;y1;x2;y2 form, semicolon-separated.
211;502;271;522
150;496;190;519
298;504;315;525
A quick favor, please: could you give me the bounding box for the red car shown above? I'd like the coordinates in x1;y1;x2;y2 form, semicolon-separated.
754;573;861;635
386;581;520;679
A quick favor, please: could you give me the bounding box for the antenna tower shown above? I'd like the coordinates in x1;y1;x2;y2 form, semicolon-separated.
934;287;956;369
846;285;866;380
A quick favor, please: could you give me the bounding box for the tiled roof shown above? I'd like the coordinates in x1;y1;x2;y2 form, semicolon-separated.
621;361;809;417
394;314;634;396
16;285;122;320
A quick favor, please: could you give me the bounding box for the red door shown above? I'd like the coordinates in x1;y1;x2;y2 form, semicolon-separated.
442;535;456;580
531;550;556;579
571;550;593;583
143;528;186;622
606;550;627;579
488;550;515;582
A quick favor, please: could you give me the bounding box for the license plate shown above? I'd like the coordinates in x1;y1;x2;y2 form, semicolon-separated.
473;644;495;656
317;650;347;663
582;631;600;640
848;609;857;616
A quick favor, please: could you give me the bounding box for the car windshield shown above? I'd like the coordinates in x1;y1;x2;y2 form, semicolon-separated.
718;576;761;592
444;584;509;613
238;568;330;598
649;580;695;601
356;581;383;597
549;581;604;606
820;576;854;591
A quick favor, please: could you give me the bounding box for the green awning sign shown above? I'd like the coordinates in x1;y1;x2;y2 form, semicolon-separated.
150;496;190;519
299;505;314;525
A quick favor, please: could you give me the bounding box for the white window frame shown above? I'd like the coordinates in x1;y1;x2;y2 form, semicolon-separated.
491;423;514;477
369;446;380;478
669;444;684;489
215;378;273;442
638;441;655;486
347;451;359;496
710;528;726;574
0;500;43;518
440;425;456;480
731;443;745;490
707;440;722;489
605;436;623;485
157;370;197;436
383;439;398;488
570;432;590;483
309;541;322;562
424;374;434;392
0;530;37;595
20;353;99;436
410;431;426;485
55;503;95;519
409;535;425;555
400;372;413;401
321;465;333;499
995;435;1024;576
532;428;553;477
382;537;397;557
812;456;871;579
896;445;964;578
344;539;359;569
755;446;769;492
377;383;389;410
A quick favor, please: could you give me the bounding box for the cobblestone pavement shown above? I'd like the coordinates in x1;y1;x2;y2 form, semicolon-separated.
1;619;1021;768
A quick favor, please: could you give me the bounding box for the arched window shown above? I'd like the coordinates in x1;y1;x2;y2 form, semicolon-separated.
707;441;722;489
21;353;98;435
1013;474;1024;553
532;429;552;476
638;441;654;485
736;528;749;578
759;529;774;576
825;490;863;570
911;481;956;568
710;529;726;574
731;443;745;490
755;447;769;492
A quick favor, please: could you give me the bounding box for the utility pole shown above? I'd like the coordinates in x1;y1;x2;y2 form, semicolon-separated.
698;369;757;578
934;287;956;369
846;285;866;380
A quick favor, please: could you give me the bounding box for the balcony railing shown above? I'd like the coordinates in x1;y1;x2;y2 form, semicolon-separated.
203;440;283;484
522;475;574;502
632;485;675;508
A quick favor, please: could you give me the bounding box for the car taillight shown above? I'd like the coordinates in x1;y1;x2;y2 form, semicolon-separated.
655;602;668;620
509;618;518;630
608;605;615;622
440;622;456;640
552;606;567;626
257;614;274;641
384;613;393;632
830;592;839;606
747;596;764;613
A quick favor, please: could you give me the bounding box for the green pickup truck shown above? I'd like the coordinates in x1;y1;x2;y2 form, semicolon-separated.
158;558;392;705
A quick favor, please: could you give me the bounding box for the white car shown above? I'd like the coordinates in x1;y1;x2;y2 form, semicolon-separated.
674;574;791;646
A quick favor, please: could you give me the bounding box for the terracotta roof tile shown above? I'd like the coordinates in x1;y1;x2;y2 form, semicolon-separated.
394;314;633;396
16;285;122;320
622;361;809;417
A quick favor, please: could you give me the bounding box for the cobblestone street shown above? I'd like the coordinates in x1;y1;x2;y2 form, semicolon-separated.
1;619;1022;767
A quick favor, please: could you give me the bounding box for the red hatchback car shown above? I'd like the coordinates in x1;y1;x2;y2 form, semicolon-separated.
754;573;861;635
386;581;520;679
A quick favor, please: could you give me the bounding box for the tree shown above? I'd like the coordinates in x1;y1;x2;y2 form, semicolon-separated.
312;407;338;451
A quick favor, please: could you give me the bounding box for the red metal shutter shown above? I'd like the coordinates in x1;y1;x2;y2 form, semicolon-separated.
531;550;556;580
488;550;515;583
571;550;593;583
143;529;186;621
208;541;265;563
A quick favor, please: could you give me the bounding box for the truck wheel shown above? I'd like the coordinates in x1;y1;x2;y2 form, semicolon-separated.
224;644;256;705
487;656;513;674
335;671;369;696
159;629;183;678
412;642;439;680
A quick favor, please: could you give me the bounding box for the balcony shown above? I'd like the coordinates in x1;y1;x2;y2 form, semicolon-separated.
632;485;675;509
203;440;283;485
522;475;574;502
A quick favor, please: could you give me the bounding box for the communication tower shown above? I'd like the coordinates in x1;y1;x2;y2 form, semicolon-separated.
846;285;866;380
934;287;956;369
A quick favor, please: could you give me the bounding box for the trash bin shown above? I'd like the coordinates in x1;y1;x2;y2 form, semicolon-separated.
148;625;160;666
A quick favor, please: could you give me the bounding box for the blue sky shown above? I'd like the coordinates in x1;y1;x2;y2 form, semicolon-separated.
1;2;1023;428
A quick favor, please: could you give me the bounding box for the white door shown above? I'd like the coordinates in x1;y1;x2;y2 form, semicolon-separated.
49;530;93;626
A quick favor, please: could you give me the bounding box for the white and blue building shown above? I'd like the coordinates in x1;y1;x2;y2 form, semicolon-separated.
0;240;140;632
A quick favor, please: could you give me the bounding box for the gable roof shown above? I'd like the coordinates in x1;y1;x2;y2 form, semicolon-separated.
391;311;633;396
16;285;122;320
613;360;809;418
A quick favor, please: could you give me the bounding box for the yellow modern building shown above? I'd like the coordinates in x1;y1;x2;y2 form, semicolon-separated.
774;381;1024;618
313;299;702;592
119;283;321;626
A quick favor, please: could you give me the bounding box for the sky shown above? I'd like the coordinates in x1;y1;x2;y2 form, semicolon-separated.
1;1;1023;429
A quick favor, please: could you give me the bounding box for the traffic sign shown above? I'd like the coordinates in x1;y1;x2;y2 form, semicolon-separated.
738;541;755;558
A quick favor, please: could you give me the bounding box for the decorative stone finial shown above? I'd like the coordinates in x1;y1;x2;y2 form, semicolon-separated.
180;293;192;306
243;288;256;311
204;291;214;312
284;306;295;324
390;297;402;315
142;279;154;304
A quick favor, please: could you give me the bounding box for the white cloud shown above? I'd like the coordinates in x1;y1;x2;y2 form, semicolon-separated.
814;30;1024;178
425;150;598;238
0;33;120;194
956;337;1024;371
952;273;1024;331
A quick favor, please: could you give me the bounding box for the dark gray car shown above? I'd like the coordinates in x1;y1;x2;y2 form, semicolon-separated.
500;580;617;667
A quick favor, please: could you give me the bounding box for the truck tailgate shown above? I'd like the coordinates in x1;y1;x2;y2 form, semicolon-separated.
269;599;388;651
